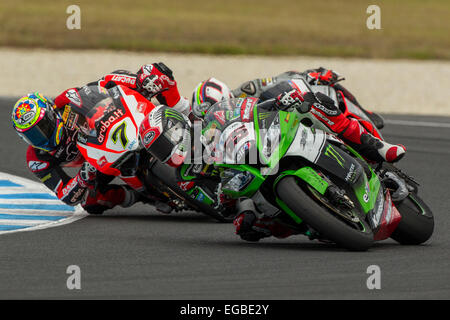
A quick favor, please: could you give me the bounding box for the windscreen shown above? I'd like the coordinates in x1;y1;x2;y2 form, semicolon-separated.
69;85;119;138
203;98;241;129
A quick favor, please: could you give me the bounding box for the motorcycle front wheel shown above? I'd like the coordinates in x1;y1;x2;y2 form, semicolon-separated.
277;176;374;251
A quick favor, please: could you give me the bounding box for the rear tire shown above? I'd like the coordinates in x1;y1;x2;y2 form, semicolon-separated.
390;193;434;245
276;176;374;251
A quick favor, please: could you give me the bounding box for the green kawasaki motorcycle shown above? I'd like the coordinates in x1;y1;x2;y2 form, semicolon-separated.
180;78;434;251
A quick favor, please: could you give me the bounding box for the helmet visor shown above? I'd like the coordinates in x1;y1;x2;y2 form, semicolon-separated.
146;133;174;163
20;108;58;151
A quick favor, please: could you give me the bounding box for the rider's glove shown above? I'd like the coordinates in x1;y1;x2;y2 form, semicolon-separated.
382;172;409;202
307;67;341;85
77;161;97;189
319;69;339;84
275;89;305;111
192;102;211;119
136;63;177;98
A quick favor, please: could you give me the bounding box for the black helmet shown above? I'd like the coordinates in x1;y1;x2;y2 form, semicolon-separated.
139;106;191;167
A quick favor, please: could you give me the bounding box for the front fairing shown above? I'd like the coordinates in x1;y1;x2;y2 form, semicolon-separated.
201;97;258;164
74;85;155;176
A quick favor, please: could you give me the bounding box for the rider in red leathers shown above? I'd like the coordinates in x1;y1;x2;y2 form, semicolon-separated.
231;67;385;130
12;63;189;214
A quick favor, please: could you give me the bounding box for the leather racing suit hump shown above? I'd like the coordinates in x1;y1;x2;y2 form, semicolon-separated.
232;67;385;130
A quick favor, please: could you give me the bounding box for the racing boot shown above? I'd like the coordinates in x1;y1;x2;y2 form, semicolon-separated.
131;187;173;214
154;201;173;214
338;118;406;163
234;198;270;242
83;185;140;214
120;185;141;208
358;133;406;163
233;198;296;242
309;93;406;163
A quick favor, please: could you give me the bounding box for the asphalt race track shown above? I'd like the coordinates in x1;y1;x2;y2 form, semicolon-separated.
0;97;449;299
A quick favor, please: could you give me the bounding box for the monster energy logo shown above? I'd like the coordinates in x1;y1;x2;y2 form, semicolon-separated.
258;112;271;120
165;109;184;121
324;145;345;168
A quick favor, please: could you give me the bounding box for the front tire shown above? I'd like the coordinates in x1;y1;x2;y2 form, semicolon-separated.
276;176;374;251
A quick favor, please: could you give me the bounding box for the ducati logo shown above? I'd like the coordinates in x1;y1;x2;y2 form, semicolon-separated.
97;156;107;167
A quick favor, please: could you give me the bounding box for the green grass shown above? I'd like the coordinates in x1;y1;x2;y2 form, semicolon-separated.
1;0;449;60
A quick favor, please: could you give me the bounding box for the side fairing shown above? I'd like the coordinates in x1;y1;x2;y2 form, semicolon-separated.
284;124;327;164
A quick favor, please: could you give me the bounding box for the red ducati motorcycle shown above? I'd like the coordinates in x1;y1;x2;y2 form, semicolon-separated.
66;84;231;222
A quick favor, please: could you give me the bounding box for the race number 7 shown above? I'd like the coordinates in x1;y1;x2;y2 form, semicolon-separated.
112;122;129;148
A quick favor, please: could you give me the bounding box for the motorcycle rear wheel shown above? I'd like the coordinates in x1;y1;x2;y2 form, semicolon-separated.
390;193;434;245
